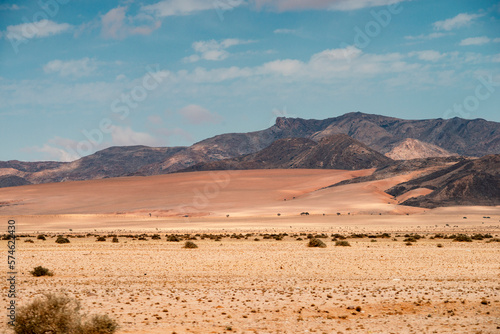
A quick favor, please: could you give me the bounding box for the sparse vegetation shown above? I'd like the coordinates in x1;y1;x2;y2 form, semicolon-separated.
37;234;46;240
183;241;198;248
80;314;119;334
167;235;181;242
14;293;118;334
112;236;119;243
24;239;34;243
308;238;326;248
453;234;472;242
30;266;53;277
486;238;500;243
96;236;106;242
55;236;70;244
335;240;351;247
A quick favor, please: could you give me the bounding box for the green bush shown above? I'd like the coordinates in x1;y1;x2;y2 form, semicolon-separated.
183;241;198;248
30;266;53;277
14;293;118;334
335;240;351;247
308;238;327;248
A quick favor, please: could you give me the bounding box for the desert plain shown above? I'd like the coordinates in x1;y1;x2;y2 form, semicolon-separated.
1;169;499;333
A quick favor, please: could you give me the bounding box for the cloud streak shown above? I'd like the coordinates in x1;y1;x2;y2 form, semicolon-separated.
433;13;483;31
179;105;223;124
4;20;72;40
142;0;222;17
43;58;99;77
184;39;255;62
253;0;406;11
459;36;492;46
101;6;161;39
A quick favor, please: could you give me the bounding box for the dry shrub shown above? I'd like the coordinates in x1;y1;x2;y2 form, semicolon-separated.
308;238;327;248
30;266;53;277
14;293;118;334
183;241;198;248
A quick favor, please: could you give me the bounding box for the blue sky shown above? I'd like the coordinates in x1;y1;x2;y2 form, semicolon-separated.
0;0;499;162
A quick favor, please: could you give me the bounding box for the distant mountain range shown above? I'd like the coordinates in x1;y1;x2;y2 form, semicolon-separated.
1;112;500;208
179;134;393;172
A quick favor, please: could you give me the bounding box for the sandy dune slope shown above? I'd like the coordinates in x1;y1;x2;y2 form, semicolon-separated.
0;169;428;217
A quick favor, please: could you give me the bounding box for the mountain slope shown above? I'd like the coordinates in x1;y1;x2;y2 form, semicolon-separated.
1;146;185;185
386;155;500;208
1;112;499;187
310;112;500;156
385;138;455;160
179;134;393;172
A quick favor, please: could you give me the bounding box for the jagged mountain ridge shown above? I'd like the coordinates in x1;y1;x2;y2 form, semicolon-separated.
1;112;499;187
179;135;393;172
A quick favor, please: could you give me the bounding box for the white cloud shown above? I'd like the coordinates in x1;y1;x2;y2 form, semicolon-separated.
142;0;227;17
32;143;80;162
254;0;406;11
187;66;254;82
180;46;417;84
405;32;449;40
274;28;297;34
101;6;161;39
152;127;194;143
28;126;162;161
409;50;446;62
259;59;303;76
4;20;72;40
494;38;500;43
433;13;483;31
184;39;255;62
43;58;99;77
459;36;491;46
0;4;24;10
178;105;222;124
110;126;161;146
328;0;405;11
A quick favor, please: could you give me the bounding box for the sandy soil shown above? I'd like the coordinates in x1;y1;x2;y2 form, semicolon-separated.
0;169;430;219
1;222;499;334
1;170;499;333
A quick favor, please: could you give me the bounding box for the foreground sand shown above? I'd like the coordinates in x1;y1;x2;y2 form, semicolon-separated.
1;216;499;334
1;170;499;333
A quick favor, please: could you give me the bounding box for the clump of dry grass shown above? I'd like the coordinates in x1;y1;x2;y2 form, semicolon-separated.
14;293;118;334
183;241;198;248
335;240;351;247
30;266;53;277
308;238;327;248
